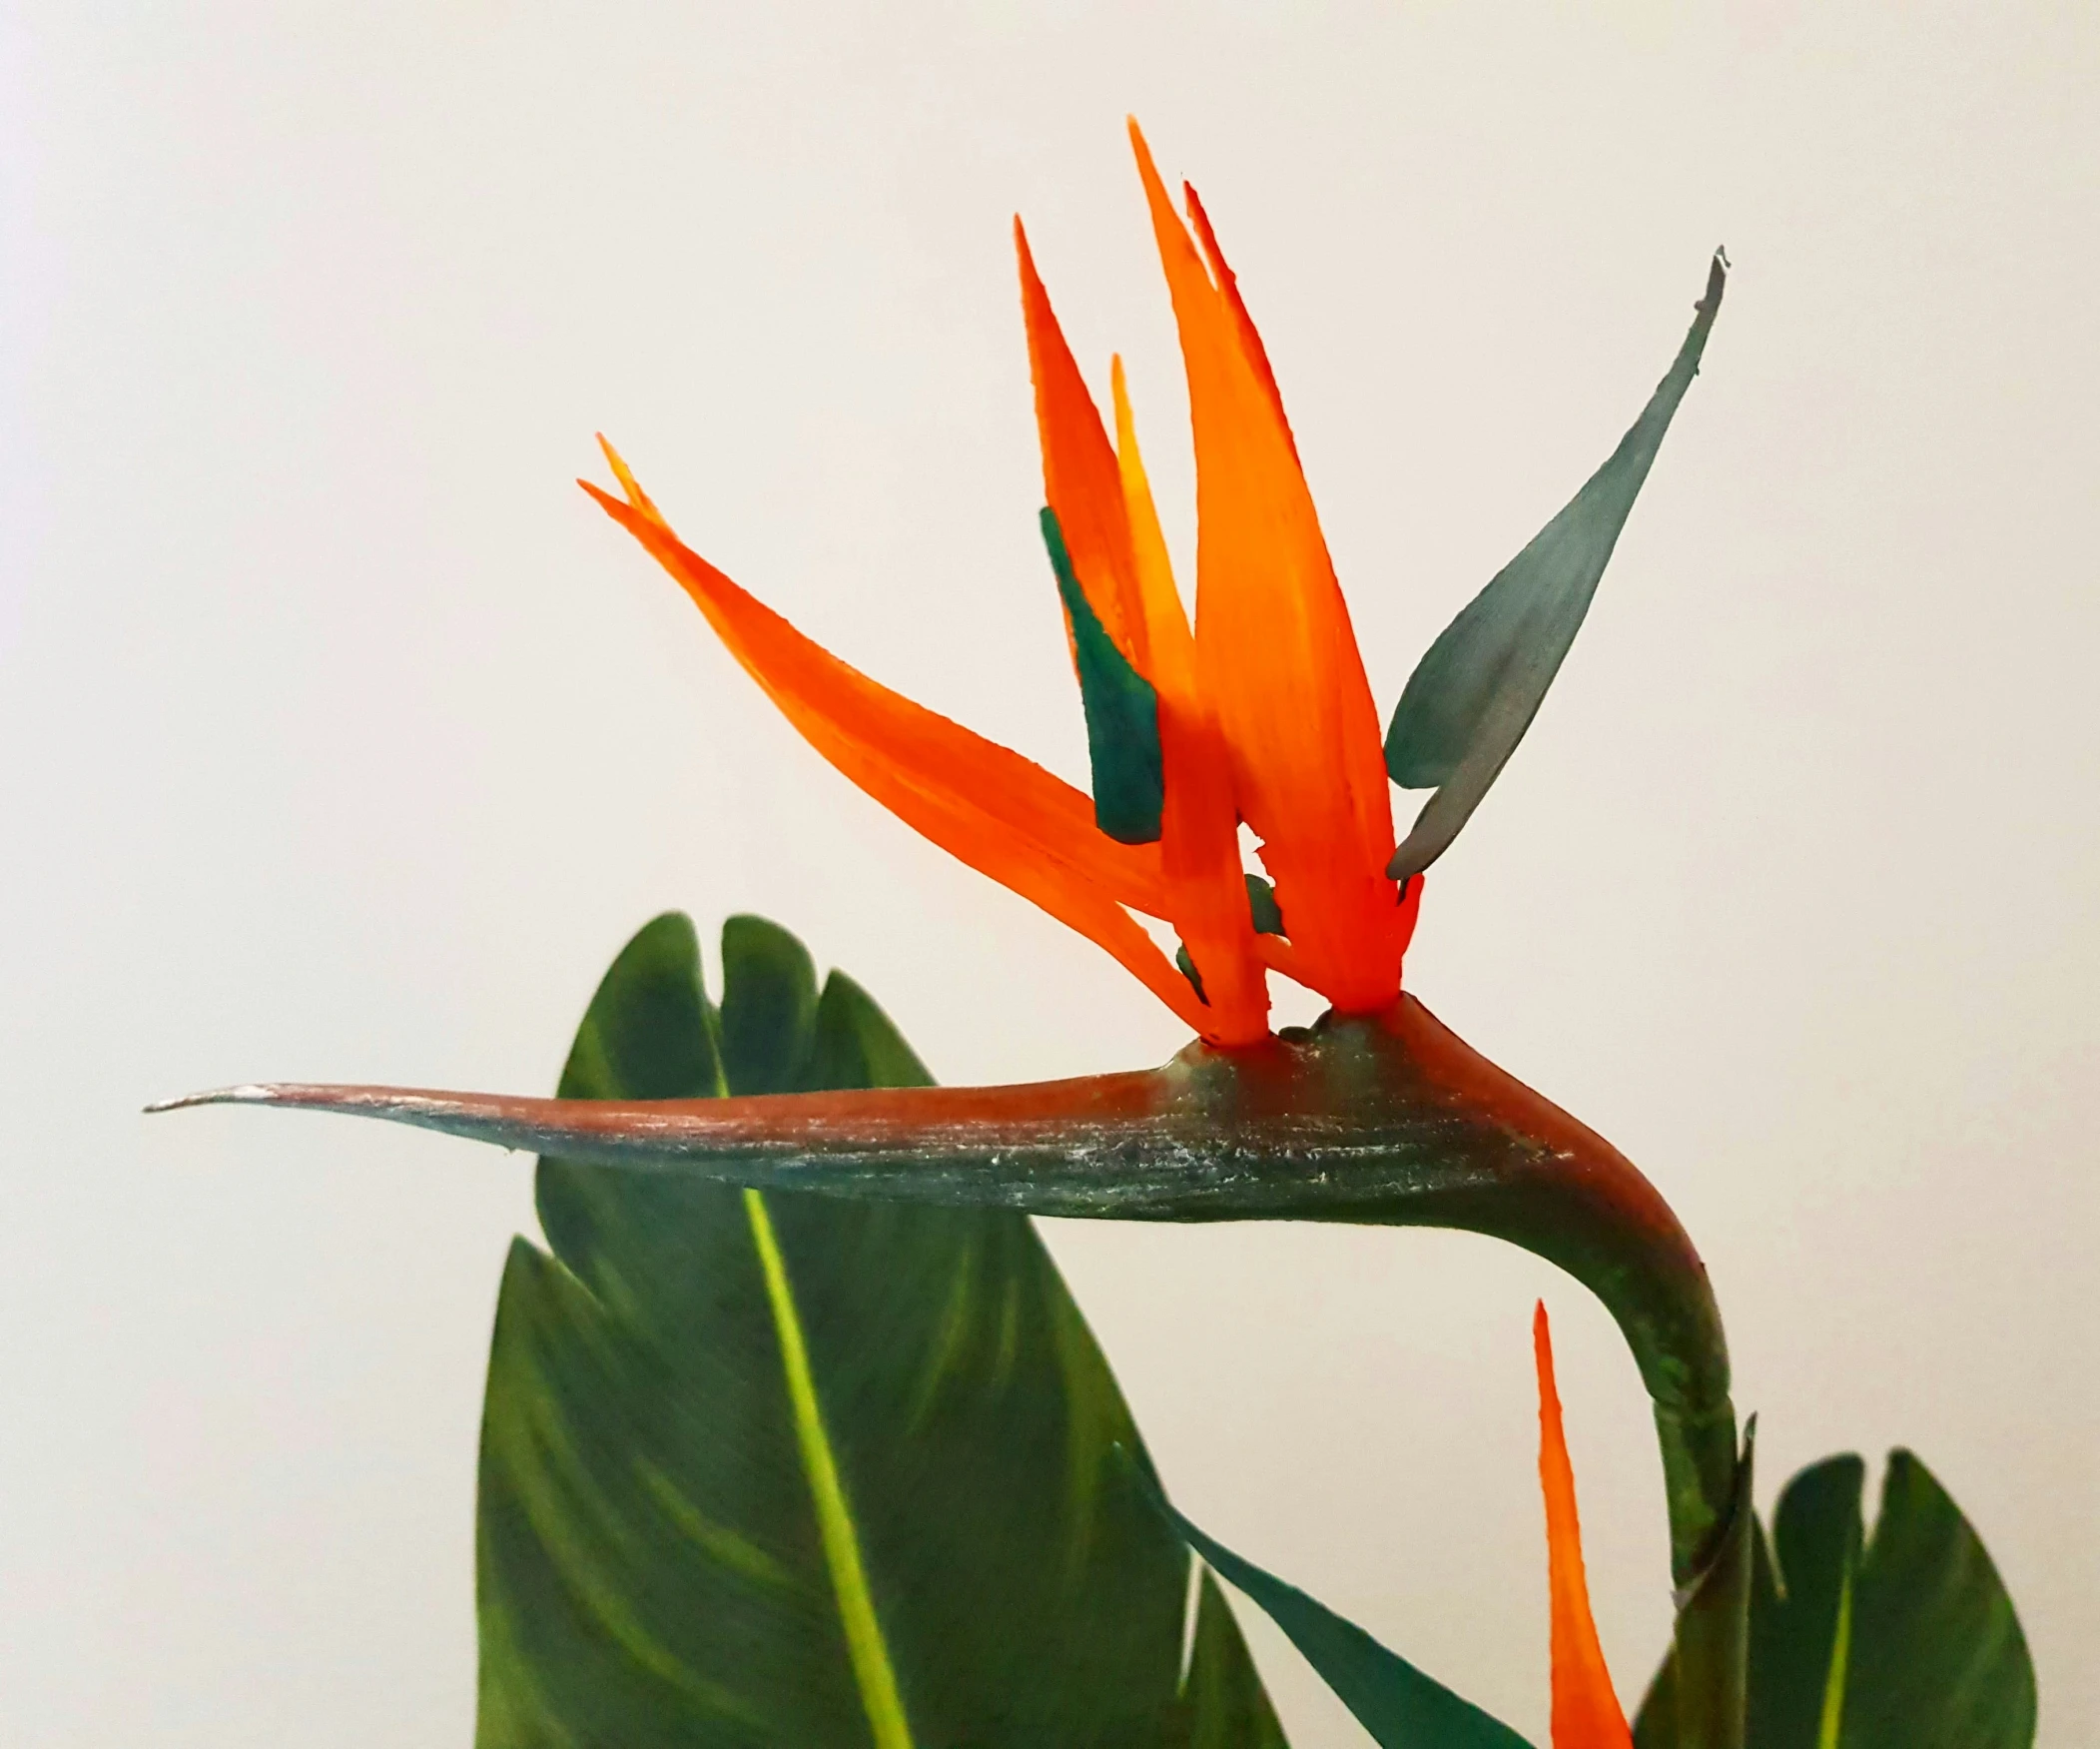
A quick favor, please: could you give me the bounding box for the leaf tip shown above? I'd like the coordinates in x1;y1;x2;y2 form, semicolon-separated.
1700;250;1728;316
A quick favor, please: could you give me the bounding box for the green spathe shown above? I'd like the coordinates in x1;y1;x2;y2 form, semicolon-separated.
169;988;1744;1742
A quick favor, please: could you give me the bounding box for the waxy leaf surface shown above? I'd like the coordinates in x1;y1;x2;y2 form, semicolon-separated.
1633;1449;2035;1749
475;912;1284;1748
1142;1471;1533;1749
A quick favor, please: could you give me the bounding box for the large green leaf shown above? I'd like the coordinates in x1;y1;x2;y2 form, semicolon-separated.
1634;1449;2035;1749
1845;1450;2036;1748
475;912;1285;1748
1139;1466;1532;1749
1384;254;1727;880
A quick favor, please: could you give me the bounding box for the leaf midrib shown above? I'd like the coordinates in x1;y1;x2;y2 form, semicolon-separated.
744;1187;916;1749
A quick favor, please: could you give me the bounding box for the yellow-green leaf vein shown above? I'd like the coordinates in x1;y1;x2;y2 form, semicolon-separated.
744;1188;915;1749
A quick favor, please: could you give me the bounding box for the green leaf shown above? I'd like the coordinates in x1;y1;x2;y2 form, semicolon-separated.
1138;1466;1533;1749
1845;1450;2036;1749
1634;1450;2035;1749
1178;1571;1291;1749
475;911;1286;1748
1752;1457;1864;1749
1384;254;1727;880
719;912;817;1095
1043;505;1164;846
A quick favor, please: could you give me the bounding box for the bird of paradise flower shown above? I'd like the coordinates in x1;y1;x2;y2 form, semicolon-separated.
158;121;1745;1748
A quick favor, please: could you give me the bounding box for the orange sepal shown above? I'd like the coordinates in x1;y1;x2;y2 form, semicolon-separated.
1182;181;1297;462
1107;356;1197;701
1016;223;1148;666
1108;357;1268;1042
1535;1304;1635;1749
583;450;1212;1036
1128;119;1401;1013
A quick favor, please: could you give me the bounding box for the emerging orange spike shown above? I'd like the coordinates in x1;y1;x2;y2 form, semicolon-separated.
1128;119;1402;1014
1535;1305;1635;1749
1015;221;1148;666
583;460;1213;1036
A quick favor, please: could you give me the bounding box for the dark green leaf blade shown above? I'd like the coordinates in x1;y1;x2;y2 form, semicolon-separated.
1843;1450;2036;1749
720;913;819;1095
1043;505;1164;846
1141;1472;1533;1749
1633;1449;2035;1749
485;914;848;1747
1756;1457;1864;1749
1178;1571;1291;1749
478;912;1278;1748
1385;255;1727;880
802;970;933;1093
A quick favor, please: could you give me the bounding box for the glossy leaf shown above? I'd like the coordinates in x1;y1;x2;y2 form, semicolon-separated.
1750;1457;1862;1749
475;911;1285;1747
1140;1467;1534;1749
1385;255;1727;880
1179;1572;1292;1749
1846;1450;2036;1749
1044;506;1165;845
1633;1449;2035;1749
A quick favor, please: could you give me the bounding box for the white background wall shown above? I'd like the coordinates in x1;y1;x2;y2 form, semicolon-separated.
4;3;2094;1743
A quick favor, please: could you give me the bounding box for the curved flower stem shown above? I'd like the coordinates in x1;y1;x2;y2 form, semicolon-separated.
155;994;1745;1747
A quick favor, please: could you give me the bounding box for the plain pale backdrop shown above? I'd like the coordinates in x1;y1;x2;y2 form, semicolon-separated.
3;3;2095;1744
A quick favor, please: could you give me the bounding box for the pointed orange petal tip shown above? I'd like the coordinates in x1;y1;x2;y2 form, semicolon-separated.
593;434;662;523
1014;213;1148;662
1180;180;1296;455
1125;115;1161;187
1535;1303;1634;1749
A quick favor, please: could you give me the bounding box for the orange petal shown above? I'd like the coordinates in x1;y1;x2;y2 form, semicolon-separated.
1108;356;1197;702
1111;359;1268;1044
1535;1305;1635;1749
1182;181;1297;463
1016;221;1148;668
1154;701;1268;1044
583;457;1212;1036
1128;120;1402;1013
